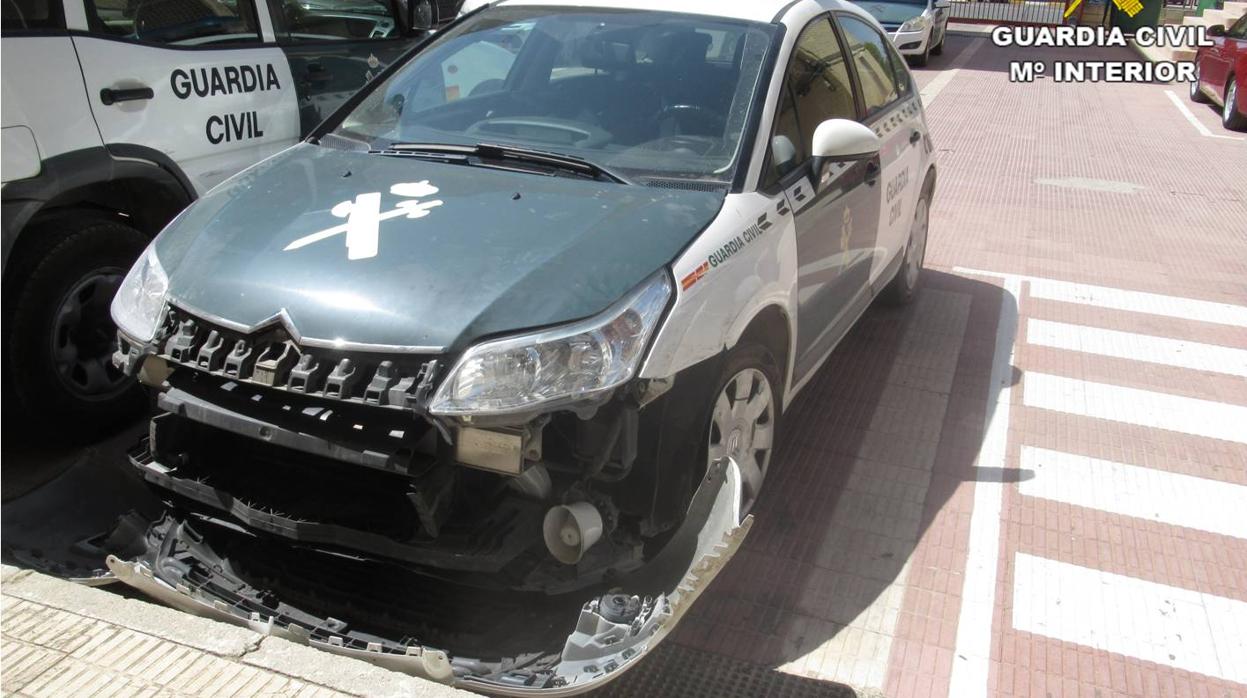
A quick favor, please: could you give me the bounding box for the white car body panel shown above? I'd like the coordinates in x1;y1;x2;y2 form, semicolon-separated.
70;38;301;195
0;37;103;169
640;191;800;401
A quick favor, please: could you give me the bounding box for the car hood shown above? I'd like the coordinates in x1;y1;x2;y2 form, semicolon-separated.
861;2;927;24
155;143;723;352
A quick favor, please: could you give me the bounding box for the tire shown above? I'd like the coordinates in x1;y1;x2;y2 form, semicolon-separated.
1190;61;1211;104
883;174;934;305
703;342;782;516
1224;76;1246;131
4;217;148;438
910;38;931;67
931;29;945;56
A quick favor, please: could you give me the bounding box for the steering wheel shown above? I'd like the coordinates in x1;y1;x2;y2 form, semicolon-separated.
639;135;720;156
465;117;612;149
656;104;726;137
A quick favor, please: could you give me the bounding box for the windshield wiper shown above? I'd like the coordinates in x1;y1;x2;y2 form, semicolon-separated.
383;142;632;185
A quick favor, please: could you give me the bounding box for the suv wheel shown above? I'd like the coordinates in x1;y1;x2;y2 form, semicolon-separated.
1224;77;1246;131
5;217;148;436
706;344;780;515
884;175;933;305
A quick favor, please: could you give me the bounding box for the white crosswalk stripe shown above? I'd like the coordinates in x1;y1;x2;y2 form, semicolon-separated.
1019;446;1247;538
1011;553;1247;685
1026;319;1247;378
1023;372;1247;444
955;267;1247;327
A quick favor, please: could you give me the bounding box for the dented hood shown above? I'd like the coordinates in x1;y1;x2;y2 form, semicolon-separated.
155;143;723;352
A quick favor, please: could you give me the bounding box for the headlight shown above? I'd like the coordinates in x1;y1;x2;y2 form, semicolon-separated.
110;245;169;343
900;14;931;32
430;273;672;416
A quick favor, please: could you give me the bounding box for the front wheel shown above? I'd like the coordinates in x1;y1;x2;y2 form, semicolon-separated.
705;344;781;516
4;217;148;437
883;177;932;305
910;38;931;67
1224;77;1246;131
930;28;945;56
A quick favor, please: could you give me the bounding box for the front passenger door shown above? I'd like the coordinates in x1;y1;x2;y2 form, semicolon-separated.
766;15;881;382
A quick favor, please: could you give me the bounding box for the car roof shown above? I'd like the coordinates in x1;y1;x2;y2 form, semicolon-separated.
484;0;864;25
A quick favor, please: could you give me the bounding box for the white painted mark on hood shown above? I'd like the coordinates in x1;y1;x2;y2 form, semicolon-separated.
284;181;444;260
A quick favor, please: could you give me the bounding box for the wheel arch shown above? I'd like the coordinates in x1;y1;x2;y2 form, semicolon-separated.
2;145;195;278
730;303;794;409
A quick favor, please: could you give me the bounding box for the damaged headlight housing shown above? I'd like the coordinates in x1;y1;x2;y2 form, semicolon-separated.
430;273;672;416
110;245;169;344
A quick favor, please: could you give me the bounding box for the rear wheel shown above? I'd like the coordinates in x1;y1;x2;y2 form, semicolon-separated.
883;176;933;305
705;344;780;516
1190;61;1210;103
1224;77;1246;131
4;217;148;437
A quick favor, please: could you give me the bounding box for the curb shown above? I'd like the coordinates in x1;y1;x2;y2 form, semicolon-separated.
1;564;470;698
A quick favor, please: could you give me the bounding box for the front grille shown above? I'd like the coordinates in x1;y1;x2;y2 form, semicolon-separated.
151;307;440;411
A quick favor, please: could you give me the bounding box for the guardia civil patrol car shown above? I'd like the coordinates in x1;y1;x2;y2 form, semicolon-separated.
103;0;935;692
0;0;454;429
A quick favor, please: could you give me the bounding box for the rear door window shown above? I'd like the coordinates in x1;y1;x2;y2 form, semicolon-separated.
270;0;400;41
2;0;66;30
82;0;261;44
838;15;903;117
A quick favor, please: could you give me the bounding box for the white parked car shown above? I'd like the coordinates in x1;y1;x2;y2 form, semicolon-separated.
857;0;951;66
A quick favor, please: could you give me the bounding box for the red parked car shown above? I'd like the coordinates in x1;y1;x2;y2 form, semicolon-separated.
1191;14;1247;131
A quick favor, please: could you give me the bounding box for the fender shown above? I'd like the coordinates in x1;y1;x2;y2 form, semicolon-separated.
640;191;800;408
2;144;195;270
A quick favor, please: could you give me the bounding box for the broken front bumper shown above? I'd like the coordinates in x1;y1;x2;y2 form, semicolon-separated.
106;457;751;695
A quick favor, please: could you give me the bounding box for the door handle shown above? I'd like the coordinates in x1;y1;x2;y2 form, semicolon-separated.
100;86;154;106
864;160;880;186
909;130;922;146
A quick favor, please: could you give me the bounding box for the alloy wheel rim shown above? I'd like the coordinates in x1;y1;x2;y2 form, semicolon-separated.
707;367;775;515
1227;81;1238;125
51;268;129;400
905;198;929;288
1192;64;1201;99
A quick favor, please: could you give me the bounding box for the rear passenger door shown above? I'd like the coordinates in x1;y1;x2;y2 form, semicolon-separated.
71;0;301;194
763;14;881;382
836;13;926;285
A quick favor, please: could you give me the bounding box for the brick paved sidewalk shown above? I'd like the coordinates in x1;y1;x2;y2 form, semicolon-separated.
0;565;468;698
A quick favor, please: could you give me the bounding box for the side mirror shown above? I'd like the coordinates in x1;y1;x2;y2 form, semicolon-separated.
771;135;798;176
1207;24;1226;37
409;0;436;32
810;119;881;177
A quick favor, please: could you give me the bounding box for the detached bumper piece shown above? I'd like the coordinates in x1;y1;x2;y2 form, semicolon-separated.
108;459;751;695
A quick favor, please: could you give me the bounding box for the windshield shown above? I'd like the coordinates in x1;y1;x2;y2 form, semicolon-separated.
328;6;778;185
